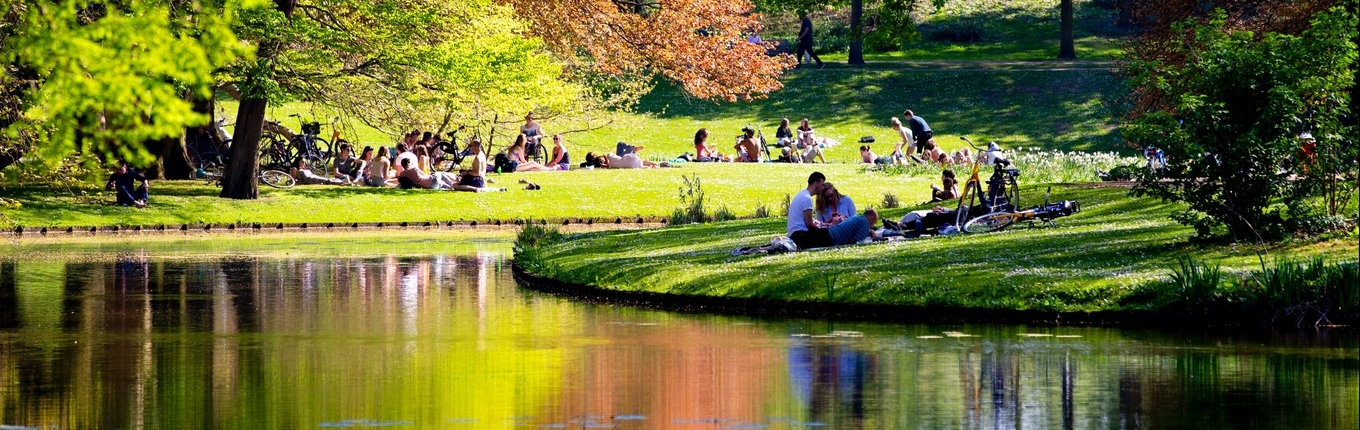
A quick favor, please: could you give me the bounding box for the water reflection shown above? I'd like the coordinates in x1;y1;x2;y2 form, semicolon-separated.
0;253;1355;429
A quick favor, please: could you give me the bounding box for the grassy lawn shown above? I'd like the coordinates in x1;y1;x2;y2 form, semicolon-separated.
0;164;930;227
767;0;1127;62
518;184;1359;313
220;68;1126;166
1;150;1139;228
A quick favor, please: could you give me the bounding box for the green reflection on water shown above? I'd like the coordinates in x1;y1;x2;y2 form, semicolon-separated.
0;241;1355;429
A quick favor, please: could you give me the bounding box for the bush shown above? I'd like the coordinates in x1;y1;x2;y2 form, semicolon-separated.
925;18;984;42
713;204;737;222
880;193;901;209
513;221;564;271
1245;256;1360;325
673;173;709;225
1124;10;1358;240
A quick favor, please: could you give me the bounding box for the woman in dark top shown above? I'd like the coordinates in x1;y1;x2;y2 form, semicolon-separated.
547;134;571;170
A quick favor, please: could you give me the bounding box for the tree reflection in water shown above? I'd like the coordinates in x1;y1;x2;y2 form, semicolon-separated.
0;254;1354;429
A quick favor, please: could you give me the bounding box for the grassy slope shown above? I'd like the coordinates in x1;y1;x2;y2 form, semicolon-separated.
218;68;1125;166
524;184;1359;312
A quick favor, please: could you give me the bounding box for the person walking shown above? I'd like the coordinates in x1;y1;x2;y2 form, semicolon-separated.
797;12;824;69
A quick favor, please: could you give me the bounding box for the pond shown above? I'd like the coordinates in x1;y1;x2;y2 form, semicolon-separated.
0;242;1356;429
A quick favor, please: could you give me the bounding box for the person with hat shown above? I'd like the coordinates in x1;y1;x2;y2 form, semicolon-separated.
735;127;762;162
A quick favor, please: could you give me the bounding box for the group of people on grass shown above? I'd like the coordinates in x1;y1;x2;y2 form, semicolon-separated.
687;117;842;164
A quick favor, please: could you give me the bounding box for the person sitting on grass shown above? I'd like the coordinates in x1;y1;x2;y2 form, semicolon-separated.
735;127;762;162
694;128;726;162
105;160;149;208
787;172;829;249
922;141;946;165
454;138;506;192
546;134;571;171
291;157;347;185
508;134;557;172
816;182;856;226
332;143;363;183
392;143;416;178
931;169;959;202
775;118;794;147
366;145;392;187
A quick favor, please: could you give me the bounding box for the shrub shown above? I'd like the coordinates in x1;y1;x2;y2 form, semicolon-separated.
753;201;772;218
925;18;984;42
1168;256;1224;307
713;204;737;222
673;173;709;225
880;193;901;209
513;221;564;271
1124;10;1357;240
1246;256;1360;325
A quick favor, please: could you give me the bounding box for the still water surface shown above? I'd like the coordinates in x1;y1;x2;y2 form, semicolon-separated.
0;247;1356;429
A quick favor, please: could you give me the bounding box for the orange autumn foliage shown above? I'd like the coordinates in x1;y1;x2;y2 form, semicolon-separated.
509;0;796;102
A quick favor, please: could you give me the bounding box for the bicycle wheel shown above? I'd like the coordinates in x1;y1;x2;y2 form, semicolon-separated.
435;142;463;171
259;169;296;188
963;212;1015;234
956;180;984;227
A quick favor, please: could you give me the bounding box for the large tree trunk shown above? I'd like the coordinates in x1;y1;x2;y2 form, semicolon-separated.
1059;0;1076;59
849;0;865;65
220;96;266;199
1115;0;1136;29
143;134;194;179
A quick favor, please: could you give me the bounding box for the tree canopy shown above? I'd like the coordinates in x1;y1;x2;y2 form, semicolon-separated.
1124;8;1358;239
1;0;251;171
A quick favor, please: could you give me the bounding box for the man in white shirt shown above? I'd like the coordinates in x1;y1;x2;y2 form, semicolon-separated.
787;172;832;249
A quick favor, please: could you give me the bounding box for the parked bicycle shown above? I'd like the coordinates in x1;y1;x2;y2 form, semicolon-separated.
198;166;295;189
259;114;336;173
433;126;470;171
953;136;1081;233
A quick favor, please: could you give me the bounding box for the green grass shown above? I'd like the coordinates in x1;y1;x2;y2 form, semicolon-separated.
216;68;1127;167
765;0;1127;61
517;184;1360;313
1;148;1137;228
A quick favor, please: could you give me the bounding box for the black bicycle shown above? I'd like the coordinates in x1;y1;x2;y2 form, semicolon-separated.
433;126;469;171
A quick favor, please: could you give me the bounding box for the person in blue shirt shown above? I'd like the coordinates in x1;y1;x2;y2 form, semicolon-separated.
105;160;149;208
903;109;933;155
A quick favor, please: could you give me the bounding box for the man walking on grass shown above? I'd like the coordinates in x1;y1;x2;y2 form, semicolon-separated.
788;172;831;249
797;12;823;69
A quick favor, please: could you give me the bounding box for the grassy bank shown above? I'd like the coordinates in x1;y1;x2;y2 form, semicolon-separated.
515;184;1359;316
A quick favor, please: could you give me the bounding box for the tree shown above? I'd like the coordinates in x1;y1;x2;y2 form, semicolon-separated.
509;0;795;102
1058;0;1075;59
1123;9;1357;239
219;0;586;199
848;0;864;64
1;0;248;176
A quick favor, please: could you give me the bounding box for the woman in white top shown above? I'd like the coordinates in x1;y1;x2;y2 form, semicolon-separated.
890;117;914;165
366;145;393;186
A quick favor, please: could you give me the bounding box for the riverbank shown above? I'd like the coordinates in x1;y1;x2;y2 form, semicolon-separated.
513;184;1360;326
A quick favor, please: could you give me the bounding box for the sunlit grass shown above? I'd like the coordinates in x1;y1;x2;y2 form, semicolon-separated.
520;184;1360;313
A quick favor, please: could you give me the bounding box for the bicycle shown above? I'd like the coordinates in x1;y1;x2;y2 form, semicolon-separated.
288;114;334;172
954;136;1020;228
433;126;469;172
199;166;296;189
961;186;1082;234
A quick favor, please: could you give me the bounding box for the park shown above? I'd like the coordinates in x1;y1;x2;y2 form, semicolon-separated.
0;0;1357;428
